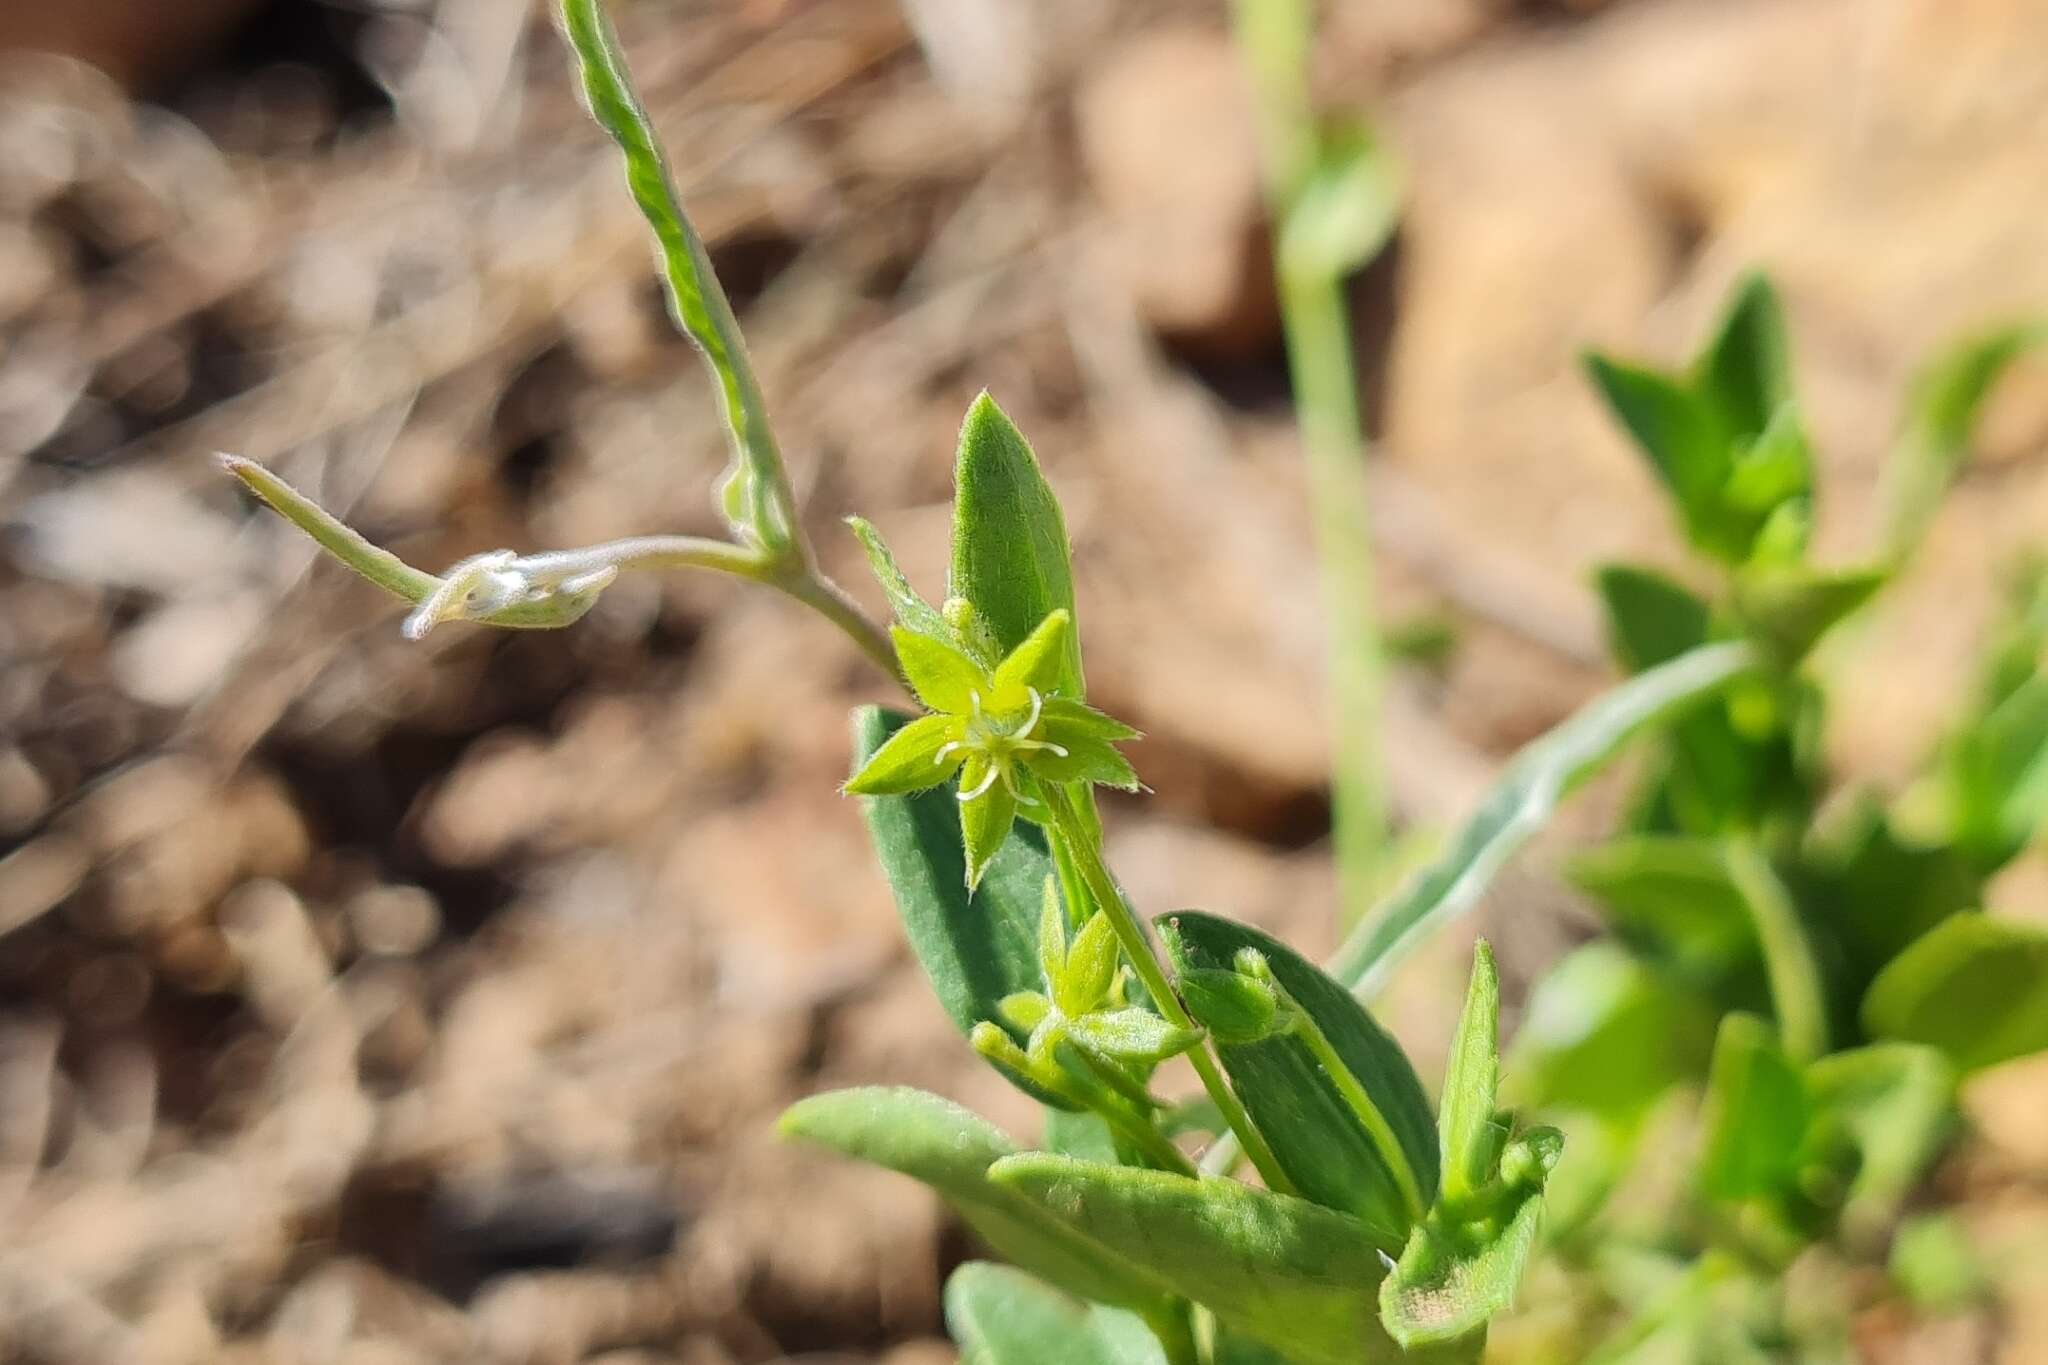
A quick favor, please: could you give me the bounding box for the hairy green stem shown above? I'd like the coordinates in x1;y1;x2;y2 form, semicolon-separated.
1042;785;1298;1197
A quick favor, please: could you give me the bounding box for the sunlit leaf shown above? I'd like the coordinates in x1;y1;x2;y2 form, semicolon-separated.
1862;913;2048;1072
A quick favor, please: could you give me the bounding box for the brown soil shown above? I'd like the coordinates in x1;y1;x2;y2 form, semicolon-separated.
3;0;2048;1360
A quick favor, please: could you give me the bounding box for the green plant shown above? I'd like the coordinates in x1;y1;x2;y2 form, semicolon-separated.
1228;0;1402;922
220;5;1860;1361
1506;274;2048;1357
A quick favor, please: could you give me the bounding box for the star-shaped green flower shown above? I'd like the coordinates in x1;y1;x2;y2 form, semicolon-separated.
844;609;1139;889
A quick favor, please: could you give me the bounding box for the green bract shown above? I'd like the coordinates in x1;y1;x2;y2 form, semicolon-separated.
843;610;1140;890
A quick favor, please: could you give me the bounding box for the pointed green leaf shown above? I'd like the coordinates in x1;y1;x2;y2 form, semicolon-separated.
1038;878;1069;995
950;393;1084;696
991;609;1073;710
1884;319;2048;559
1329;641;1757;998
779;1087;1172;1318
1582;354;1732;550
1693;273;1794;443
1806;1044;1955;1245
1733;564;1887;663
1438;943;1500;1203
1697;1014;1809;1204
1061;912;1120;1016
1276;119;1400;286
946;1263;1169;1365
852;708;1057;1072
848;515;951;643
559;0;794;553
1508;943;1716;1121
1000;991;1052;1034
961;763;1020;893
1066;1009;1203;1065
1161;912;1435;1241
1802;798;1978;990
1568;837;1764;999
1380;1128;1560;1349
988;1154;1408;1365
1862;913;2048;1072
844;713;965;796
894;626;989;715
1596;565;1712;673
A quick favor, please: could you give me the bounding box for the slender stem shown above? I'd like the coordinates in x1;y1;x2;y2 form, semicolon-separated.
777;565;907;688
1280;269;1389;926
1229;0;1391;924
1042;785;1298;1197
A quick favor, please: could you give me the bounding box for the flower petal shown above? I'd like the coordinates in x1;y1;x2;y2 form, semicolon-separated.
989;609;1072;711
843;713;966;795
1041;697;1141;742
892;626;989;715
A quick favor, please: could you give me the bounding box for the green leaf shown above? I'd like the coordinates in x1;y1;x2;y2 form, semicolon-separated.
558;0;794;554
779;1087;1172;1318
1721;404;1811;522
946;1263;1169;1365
1380;1128;1560;1348
1596;565;1712;673
1508;943;1716;1121
847;515;952;643
1697;1014;1809;1204
1583;354;1732;552
1329;642;1757;998
1862;913;2048;1072
1733;564;1887;663
1061;912;1120;1016
1438;942;1500;1203
1801;798;1979;990
950;393;1084;696
1067;1009;1204;1064
1276;119;1400;285
1883;319;2048;560
1943;673;2048;864
988;1154;1408;1365
1161;912;1436;1241
1693;273;1794;444
1805;1044;1955;1245
1567;837;1764;1000
852;708;1057;1072
894;626;989;715
844;713;964;796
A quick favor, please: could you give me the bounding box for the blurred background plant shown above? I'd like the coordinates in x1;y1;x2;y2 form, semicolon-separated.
7;0;2048;1362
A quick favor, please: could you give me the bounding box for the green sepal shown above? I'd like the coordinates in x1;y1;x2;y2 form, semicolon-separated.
960;756;1021;892
894;626;989;715
844;712;965;796
1060;912;1121;1016
1066;1009;1204;1065
1176;967;1282;1045
847;515;952;644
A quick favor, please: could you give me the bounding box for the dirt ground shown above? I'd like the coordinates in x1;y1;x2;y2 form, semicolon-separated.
5;0;2048;1361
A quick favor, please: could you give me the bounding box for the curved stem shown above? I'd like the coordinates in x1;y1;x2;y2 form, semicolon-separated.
1041;785;1298;1197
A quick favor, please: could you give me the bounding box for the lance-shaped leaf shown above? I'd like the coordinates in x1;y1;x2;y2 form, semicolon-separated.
1162;912;1435;1241
1329;641;1757;997
1568;837;1765;1001
1697;1014;1809;1205
851;708;1057;1087
949;393;1083;694
1379;1129;1560;1349
780;1087;1172;1319
847;515;951;644
1507;942;1716;1122
987;1154;1417;1365
1437;942;1501;1203
945;1263;1170;1365
559;0;796;554
1805;1044;1955;1247
1693;273;1795;445
1862;913;2048;1072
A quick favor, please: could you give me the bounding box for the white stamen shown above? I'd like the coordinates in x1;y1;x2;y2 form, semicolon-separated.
933;741;964;764
957;762;1001;802
1020;686;1045;735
